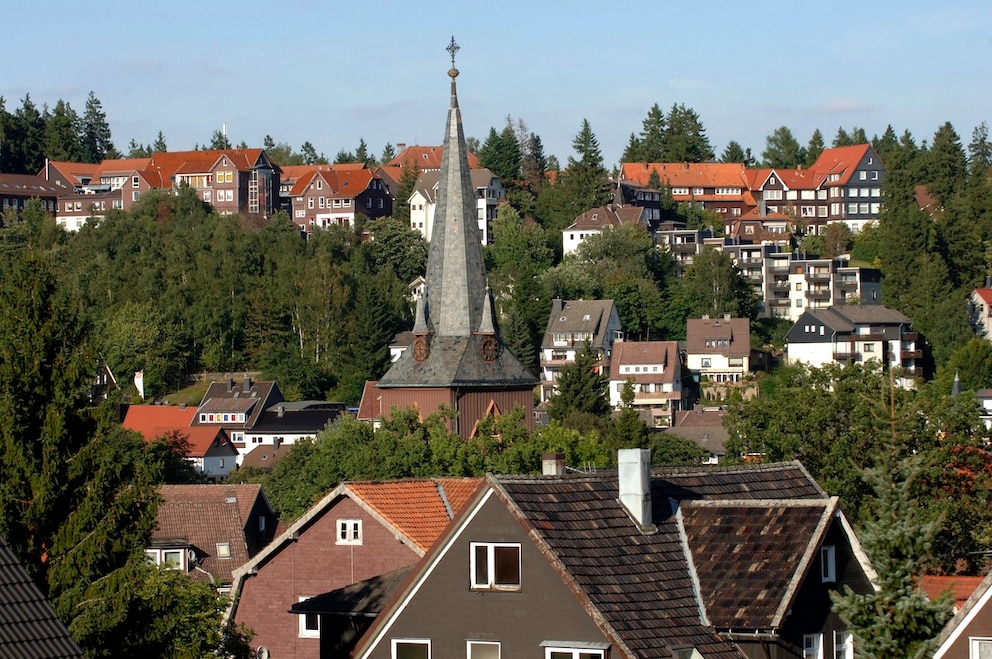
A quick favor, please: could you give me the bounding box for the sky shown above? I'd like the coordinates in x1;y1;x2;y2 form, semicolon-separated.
4;1;992;168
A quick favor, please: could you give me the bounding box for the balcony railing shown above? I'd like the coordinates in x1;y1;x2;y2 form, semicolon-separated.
903;332;919;341
768;298;791;307
771;281;790;290
901;350;923;359
834;278;858;289
806;289;831;300
833;351;857;361
806;271;831;281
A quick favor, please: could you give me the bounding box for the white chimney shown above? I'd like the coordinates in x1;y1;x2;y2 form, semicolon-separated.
542;452;566;476
618;448;652;529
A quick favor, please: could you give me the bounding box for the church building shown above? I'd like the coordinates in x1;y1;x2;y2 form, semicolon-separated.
370;39;537;438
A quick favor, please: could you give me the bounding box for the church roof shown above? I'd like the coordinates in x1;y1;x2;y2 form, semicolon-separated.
377;51;535;390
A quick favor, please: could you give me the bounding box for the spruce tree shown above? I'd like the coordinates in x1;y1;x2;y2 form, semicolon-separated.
548;342;610;425
80;91;116;163
804;128;825;167
762;126;804;168
831;445;953;659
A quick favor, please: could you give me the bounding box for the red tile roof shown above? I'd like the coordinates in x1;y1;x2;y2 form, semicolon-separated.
567;205;645;231
920;575;984;610
346;479;483;552
356;380;380;421
621;162;748;189
809;144;872;187
387;145;480;171
122;404;231;458
685;316;751;357
611;341;678;385
973;288;992;306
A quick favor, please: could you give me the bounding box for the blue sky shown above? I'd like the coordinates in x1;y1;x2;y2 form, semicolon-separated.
4;1;991;167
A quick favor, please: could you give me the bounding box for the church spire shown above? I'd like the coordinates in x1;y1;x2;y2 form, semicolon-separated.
423;36;488;337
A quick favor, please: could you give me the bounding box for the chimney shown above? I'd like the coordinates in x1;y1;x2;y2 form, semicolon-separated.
226;377;233;392
277;405;285;418
542;452;565;476
618;449;652;529
243;376;252;392
986;275;992;289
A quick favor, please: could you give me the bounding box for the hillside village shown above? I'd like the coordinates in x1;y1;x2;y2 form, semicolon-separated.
4;45;992;659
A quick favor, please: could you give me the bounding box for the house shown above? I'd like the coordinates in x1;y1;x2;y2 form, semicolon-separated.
809;144;886;233
932;570;992;658
540;298;623;403
228;478;482;659
148;484;276;593
785;304;922;386
655;226;717;277
371;62;536;439
668;406;730;463
408;168;503;244
608;340;684;427
351;450;875;659
42;148;281;228
620;161;752;220
921;575;986;614
121;404;238;478
968;285;992;339
240;401;346;457
562;204;648;255
0;532;85;658
685;316;752;399
385;144;480;172
282;164;391;232
0;173;61;222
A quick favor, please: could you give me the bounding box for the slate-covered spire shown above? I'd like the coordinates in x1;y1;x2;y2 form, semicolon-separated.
424;36;488;338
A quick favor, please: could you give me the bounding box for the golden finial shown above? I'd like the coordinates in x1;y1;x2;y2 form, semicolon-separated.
447;36;460;79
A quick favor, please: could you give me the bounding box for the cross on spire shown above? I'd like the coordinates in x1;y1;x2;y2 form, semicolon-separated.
447;36;460;68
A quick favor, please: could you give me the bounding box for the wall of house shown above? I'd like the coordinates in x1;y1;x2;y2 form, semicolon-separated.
940;599;992;658
786;342;835;369
236;496;421;659
362;493;608;659
737;520;872;659
457;389;534;438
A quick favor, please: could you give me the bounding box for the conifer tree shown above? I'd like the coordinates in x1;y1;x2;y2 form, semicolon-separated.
81;91;116;162
831;433;953;658
804;128;825;167
762;126;804;168
548;341;610;426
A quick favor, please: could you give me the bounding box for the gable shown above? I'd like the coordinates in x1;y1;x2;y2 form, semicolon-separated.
355;488;610;659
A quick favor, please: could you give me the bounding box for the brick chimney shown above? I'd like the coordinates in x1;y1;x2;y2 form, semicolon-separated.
542;452;565;476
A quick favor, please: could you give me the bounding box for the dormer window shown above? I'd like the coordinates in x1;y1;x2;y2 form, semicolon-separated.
216;542;231;559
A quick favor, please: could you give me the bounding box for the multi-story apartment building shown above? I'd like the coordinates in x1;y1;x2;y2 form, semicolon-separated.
608;340;684;427
280;164;391;231
0;173;61;222
785;304;922;386
562;204;648;255
41;149;281;229
624;143;886;235
408;168;503;244
539;299;623;403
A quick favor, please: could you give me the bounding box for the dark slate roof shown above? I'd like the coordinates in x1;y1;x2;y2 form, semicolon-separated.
0;534;84;658
194;379;282;428
251;407;343;434
377;335;536;388
492;462;827;658
496;475;743;658
681;500;833;629
291;567;413;616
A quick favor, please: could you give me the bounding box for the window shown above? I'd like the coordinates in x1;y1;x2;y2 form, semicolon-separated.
969;638;992;659
367;198;373;208
132;191;140;201
803;633;823;659
543;646;606;659
764;189;783;200
337;519;362;545
298;597;320;638
701;358;711;368
692;187;703;195
471;542;521;590
467;641;500;659
132;175;140;187
821;545;836;583
216;542;231;559
859;171;867;181
204;190;211;202
833;630;853;659
392;639;430;659
786;190;797;200
863;343;875;353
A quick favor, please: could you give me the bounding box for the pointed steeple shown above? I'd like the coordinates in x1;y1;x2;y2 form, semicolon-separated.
477;286;496;335
423;36;488;338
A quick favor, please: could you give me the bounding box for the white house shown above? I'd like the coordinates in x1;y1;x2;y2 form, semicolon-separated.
409;168;503;244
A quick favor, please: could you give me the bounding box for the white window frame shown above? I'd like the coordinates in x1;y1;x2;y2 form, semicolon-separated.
298;596;320;638
969;637;992;659
470;542;521;590
543;646;606;659
821;545;837;583
337;518;363;545
467;640;501;659
833;630;853;659
803;633;823;659
392;639;431;659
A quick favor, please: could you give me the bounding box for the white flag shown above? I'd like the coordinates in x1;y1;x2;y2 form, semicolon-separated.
134;370;145;400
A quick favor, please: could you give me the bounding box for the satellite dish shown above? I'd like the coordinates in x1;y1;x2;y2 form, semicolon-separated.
256;647;270;659
187;549;197;564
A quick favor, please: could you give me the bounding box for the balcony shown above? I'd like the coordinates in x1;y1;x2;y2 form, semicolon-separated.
852;333;886;342
901;350;923;359
834;278;858;289
747;272;764;282
903;332;919;341
833;351;857;361
771;280;791;290
898;367;923;378
768;298;791;307
806;288;831;300
806;270;831;282
671;242;698;254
